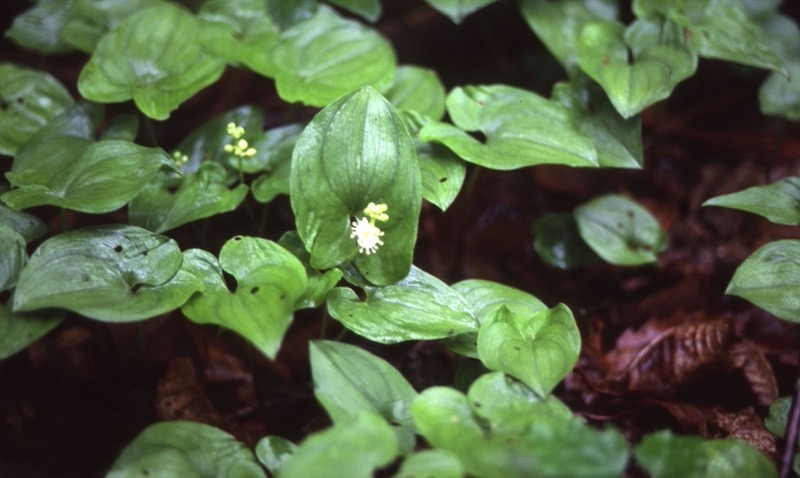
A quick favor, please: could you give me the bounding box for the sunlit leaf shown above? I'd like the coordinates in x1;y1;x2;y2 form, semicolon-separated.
727;240;800;323
327;0;382;22
532;213;602;269
759;62;800;121
394;450;464;478
61;0;164;53
266;0;318;30
13;225;204;322
384;65;446;120
0;64;74;156
270;6;396;106
6;0;75;54
424;0;499;24
477;304;580;397
420;85;598;169
290;86;420;285
3;138;169;213
0;301;64;360
417;142;465;211
574;194;667;266
77;2;226;120
181;236;308;359
704;176;800;225
634;430;777;478
327;266;478;343
107;421;265;478
255;436;297;475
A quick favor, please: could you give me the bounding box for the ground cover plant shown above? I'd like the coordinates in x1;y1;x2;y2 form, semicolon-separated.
1;0;800;476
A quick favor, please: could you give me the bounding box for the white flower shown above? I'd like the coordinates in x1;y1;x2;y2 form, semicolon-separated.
350;217;385;254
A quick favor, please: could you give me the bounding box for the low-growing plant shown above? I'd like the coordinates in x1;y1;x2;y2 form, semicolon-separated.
1;0;799;476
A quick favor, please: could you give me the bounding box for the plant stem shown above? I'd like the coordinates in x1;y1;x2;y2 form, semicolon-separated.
780;376;800;478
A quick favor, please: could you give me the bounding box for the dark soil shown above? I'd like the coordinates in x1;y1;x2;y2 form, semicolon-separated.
2;1;800;477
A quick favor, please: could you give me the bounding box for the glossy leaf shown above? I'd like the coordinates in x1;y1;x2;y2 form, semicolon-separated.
290;86;420;285
420;85;598;169
310;340;417;432
577;18;697;118
128;162;248;233
197;0;281;77
519;0;618;72
255;436;297;475
574;194;667;266
0;301;64;360
248;124;303;203
326;266;478;343
764;396;791;438
0;204;47;243
266;0;318;30
270;6;396;106
634;430;777;478
181;236;308;359
532;213;602;269
704;176;800;225
760;62;800;121
6;0;75;54
424;0;499;24
417;141;465;211
279;412;398;478
61;0;164;53
3;138;169;213
634;0;784;73
25;101;104;143
327;0;382;22
0;228;27;293
278;231;343;309
384;66;446;120
477;304;580;397
77;2;226;120
13;225;205;322
0;64;74;156
394;450;464;478
106;421;265;478
101;114;139;142
727;240;800;322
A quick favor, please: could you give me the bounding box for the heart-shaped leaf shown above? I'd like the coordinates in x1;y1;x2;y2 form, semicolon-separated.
417;142;465;211
424;0;499;24
279;413;398;478
310;340;417;433
197;0;281;77
128;162;248;233
477;304;580;397
290;86;420;285
6;0;75;54
420;85;598;169
13;225;204;322
77;2;226;120
3;138;169;213
727;240;800;323
574;194;667;266
0;301;64;360
181;236;308;359
577;18;697;118
704;176;800;226
106;421;266;478
532;213;602;270
384;66;446;120
327;0;382;22
0;64;73;156
270;6;396;106
61;0;163;53
326;266;478;343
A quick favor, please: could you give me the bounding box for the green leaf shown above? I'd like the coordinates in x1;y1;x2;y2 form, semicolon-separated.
759;61;800;121
532;213;602;269
13;225;204;322
128;162;248;233
326;265;479;343
519;0;618;72
726;240;800;322
704;176;800;225
424;0;499;24
327;0;382;22
106;421;266;478
634;430;777;478
255;436;297;475
290;86;420;285
417;142;466;211
6;0;75;54
270;6;396;106
0;301;64;360
77;2;226;120
0;204;47;243
197;0;281;77
477;304;580;397
25;101;104;143
764;396;791;438
634;0;784;74
279;412;399;478
384;66;446;120
0;64;74;156
277;231;344;309
3;138;169;213
574;194;667;266
248;124;303;203
61;0;164;53
0;227;27;292
419;85;598;169
310;340;418;426
394;450;464;478
181;236;308;359
101;113;139;141
577;18;697;118
266;0;319;30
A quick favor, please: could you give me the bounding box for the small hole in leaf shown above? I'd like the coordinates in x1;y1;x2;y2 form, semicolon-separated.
626;210;634;218
141;250;148;257
438;177;447;183
114;245;123;253
81;274;91;282
233;236;242;241
280;293;286;300
513;346;520;351
232;31;244;41
473;401;482;408
250;286;260;294
143;471;150;476
15;97;24;105
0;101;8;111
616;222;624;229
